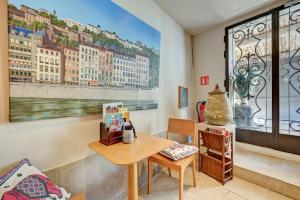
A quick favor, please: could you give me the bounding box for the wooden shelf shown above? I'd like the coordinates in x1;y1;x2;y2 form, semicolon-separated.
198;130;233;185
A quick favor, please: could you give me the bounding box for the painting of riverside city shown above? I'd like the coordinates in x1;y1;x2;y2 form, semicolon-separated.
8;0;160;122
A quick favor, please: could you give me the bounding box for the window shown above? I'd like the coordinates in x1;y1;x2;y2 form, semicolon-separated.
225;3;300;155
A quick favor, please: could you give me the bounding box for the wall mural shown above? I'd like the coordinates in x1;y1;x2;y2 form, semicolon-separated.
8;0;160;122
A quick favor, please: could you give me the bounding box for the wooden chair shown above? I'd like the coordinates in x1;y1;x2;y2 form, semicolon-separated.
70;192;85;200
148;118;197;200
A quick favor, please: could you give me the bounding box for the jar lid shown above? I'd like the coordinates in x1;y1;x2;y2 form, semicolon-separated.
208;83;226;95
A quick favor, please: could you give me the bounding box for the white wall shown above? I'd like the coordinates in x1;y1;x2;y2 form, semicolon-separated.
0;0;194;170
193;0;285;102
193;27;225;103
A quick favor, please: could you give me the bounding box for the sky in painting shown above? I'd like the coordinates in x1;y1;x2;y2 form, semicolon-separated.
9;0;161;50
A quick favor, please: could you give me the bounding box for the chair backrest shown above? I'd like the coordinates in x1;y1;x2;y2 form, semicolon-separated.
167;118;196;145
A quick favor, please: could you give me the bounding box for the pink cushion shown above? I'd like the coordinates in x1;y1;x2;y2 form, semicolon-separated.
0;159;71;200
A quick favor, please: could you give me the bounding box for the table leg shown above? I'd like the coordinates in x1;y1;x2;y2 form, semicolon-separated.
128;163;138;200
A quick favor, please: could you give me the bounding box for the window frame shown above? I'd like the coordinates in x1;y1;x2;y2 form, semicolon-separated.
224;3;300;155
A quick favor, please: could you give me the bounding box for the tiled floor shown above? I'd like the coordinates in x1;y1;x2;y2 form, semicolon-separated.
138;168;294;200
235;149;300;187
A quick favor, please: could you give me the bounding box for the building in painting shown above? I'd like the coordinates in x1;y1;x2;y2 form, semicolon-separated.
103;31;117;40
7;3;158;90
52;25;79;43
20;5;50;25
8;26;42;83
36;46;61;84
123;40;142;51
38;8;52;16
63;47;80;85
79;44;99;86
8;7;25;22
79;32;93;44
98;48;114;86
112;53;136;88
86;24;101;34
135;54;150;88
63;18;85;32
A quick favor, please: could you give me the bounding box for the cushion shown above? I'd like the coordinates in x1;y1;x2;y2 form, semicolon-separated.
160;142;199;160
0;159;71;200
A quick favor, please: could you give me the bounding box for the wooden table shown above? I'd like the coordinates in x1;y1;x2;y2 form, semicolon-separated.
88;133;174;200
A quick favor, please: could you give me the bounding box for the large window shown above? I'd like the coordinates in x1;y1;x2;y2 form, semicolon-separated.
279;6;300;136
226;3;300;155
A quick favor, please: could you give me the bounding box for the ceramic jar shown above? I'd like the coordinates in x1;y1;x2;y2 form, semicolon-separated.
123;129;134;144
204;84;233;126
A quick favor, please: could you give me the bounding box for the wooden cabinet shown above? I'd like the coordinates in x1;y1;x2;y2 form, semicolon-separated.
198;130;233;184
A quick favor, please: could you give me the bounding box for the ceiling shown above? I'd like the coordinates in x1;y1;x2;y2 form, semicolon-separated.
155;0;281;35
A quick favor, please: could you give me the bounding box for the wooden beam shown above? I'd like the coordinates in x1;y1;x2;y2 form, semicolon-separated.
0;0;9;123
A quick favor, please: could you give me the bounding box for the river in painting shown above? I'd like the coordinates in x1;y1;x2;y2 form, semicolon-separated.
10;97;158;122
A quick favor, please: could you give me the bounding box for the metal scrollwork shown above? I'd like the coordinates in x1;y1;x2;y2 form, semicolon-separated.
232;21;268;127
289;9;300;132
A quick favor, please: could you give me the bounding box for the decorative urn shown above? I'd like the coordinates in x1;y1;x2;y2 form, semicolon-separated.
204;84;233;126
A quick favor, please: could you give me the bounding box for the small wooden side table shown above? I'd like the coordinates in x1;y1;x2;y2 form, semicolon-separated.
197;122;236;152
198;129;233;184
88;133;174;200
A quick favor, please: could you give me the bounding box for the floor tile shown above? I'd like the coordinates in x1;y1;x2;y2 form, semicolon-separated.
139;170;293;200
265;191;294;200
223;177;269;200
223;192;246;200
